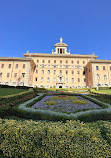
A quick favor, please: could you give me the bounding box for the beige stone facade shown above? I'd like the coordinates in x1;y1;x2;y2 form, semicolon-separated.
0;38;111;88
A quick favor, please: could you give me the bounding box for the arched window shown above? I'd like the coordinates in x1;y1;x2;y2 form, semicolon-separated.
47;77;50;82
97;74;100;80
104;75;107;80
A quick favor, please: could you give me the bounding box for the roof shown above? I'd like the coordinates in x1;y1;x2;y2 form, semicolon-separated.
90;60;111;64
24;53;98;59
54;42;68;47
0;57;33;62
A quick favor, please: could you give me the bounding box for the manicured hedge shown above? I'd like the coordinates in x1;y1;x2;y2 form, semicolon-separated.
0;119;111;158
12;93;111;122
0;84;31;89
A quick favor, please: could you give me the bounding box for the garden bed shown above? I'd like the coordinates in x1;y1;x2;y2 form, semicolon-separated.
12;93;111;122
32;95;101;113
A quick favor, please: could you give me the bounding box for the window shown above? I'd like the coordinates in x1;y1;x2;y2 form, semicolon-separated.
48;70;50;74
35;77;37;81
66;70;68;74
36;70;38;73
77;71;80;74
47;77;50;82
78;78;80;82
77;61;79;64
37;60;39;63
42;70;44;74
58;49;59;54
72;70;74;74
96;66;99;70
16;64;18;68
103;66;106;70
54;70;56;74
60;49;62;54
83;61;85;64
22;73;25;78
7;73;10;77
84;78;86;82
60;60;62;63
8;64;11;68
1;64;4;68
83;70;85;75
14;73;17;78
72;78;74;82
89;69;90;72
42;60;45;63
110;66;111;71
97;74;100;80
59;77;62;82
104;75;107;80
23;64;25;69
66;60;68;64
0;73;2;77
41;77;43;82
60;70;62;74
48;60;50;63
71;60;74;64
66;78;68;82
53;77;56;82
54;60;56;63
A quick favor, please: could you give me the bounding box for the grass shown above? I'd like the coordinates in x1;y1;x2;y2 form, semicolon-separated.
96;89;111;94
91;89;111;95
0;88;27;96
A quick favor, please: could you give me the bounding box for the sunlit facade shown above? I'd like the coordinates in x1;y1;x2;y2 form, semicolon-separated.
0;38;111;88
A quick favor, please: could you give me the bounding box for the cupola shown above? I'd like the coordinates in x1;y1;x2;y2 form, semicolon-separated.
52;38;70;54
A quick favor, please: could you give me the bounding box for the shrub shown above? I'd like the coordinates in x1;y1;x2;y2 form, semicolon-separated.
72;99;88;104
44;101;56;106
0;119;111;158
50;96;77;100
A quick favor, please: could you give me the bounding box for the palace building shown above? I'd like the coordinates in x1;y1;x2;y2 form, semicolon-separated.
0;38;111;88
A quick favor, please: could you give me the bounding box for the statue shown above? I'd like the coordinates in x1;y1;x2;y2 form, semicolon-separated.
60;37;63;43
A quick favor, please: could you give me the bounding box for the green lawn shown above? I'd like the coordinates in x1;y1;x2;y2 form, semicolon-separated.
97;89;111;94
92;89;111;94
0;88;27;96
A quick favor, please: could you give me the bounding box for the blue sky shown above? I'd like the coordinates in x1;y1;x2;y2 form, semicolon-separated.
0;0;111;59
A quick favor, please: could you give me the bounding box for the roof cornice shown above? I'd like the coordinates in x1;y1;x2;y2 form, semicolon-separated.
24;53;98;59
90;60;111;63
0;57;33;61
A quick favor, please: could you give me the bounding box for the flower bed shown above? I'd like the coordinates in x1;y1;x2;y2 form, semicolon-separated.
32;95;101;114
14;93;111;121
